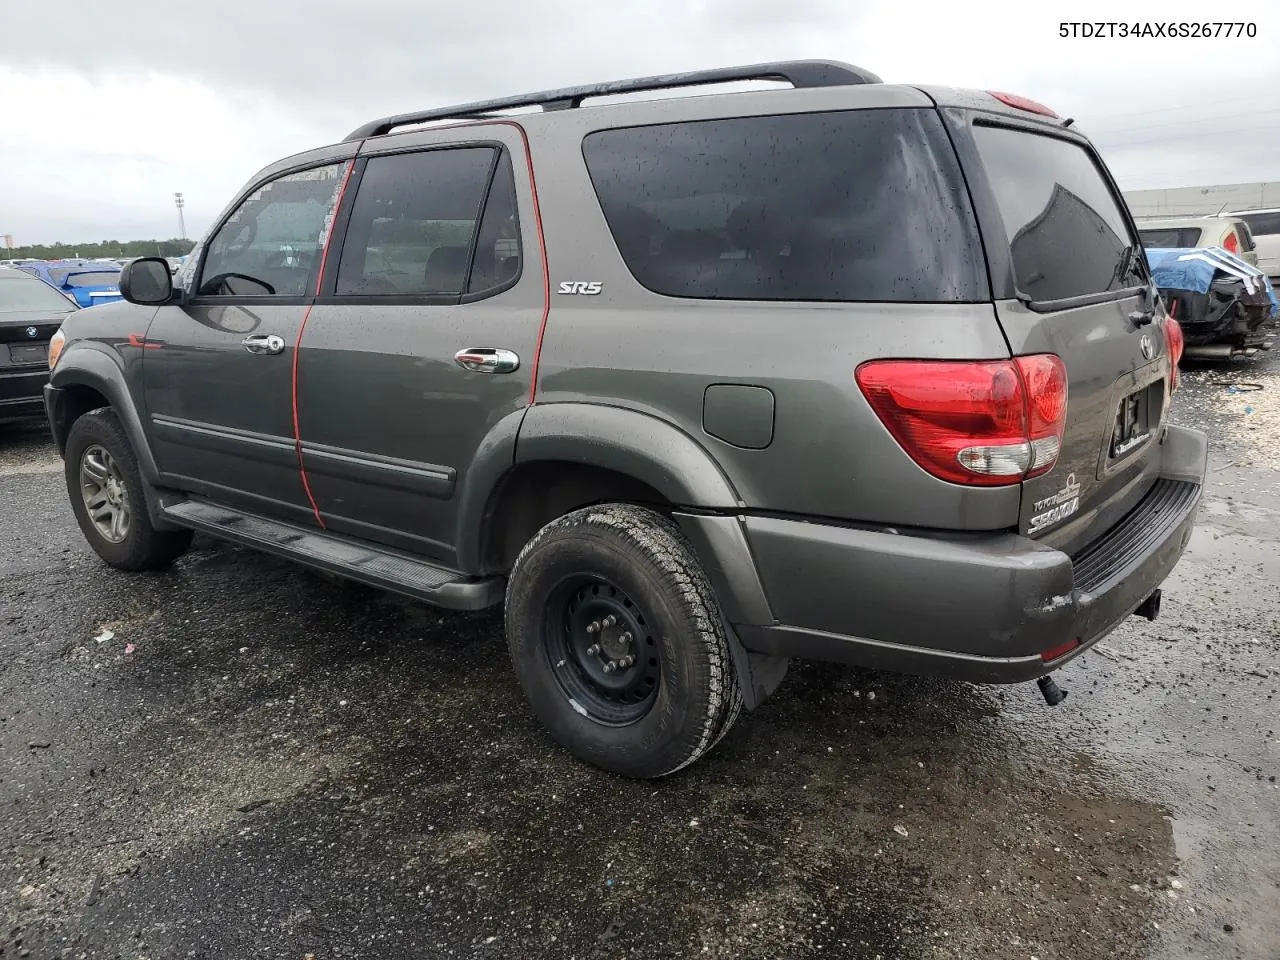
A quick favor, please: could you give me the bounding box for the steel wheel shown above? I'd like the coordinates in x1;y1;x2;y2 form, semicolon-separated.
79;443;130;543
544;574;662;726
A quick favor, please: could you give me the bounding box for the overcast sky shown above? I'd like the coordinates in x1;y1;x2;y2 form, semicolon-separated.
2;0;1277;246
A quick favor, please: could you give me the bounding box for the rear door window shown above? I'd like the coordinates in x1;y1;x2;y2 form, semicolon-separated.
335;147;519;298
581;109;986;303
972;125;1138;303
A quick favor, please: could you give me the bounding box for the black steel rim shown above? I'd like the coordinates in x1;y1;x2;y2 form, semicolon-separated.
544;575;661;725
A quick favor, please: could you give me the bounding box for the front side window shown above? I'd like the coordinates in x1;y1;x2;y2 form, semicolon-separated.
335;147;518;298
198;163;348;297
581;110;986;303
973;126;1138;302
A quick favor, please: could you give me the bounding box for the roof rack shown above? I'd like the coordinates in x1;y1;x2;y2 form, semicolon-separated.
343;60;881;141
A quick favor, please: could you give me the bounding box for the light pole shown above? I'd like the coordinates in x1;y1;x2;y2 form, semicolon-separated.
174;192;186;241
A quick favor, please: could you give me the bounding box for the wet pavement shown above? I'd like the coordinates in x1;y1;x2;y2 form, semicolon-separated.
2;354;1278;960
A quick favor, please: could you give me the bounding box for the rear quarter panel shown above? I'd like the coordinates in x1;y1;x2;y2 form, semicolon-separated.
524;90;1020;531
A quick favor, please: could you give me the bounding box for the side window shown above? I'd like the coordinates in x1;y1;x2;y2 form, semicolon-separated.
198;163;348;297
335;147;512;297
581;110;986;303
467;152;522;295
972;126;1137;302
1242;212;1280;237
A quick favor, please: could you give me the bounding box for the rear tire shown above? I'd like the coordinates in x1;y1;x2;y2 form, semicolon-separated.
504;503;742;778
64;408;193;571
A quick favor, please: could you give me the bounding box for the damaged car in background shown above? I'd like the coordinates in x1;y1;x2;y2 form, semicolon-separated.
1146;246;1279;360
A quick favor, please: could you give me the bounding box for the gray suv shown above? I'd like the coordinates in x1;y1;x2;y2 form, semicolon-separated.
43;62;1207;778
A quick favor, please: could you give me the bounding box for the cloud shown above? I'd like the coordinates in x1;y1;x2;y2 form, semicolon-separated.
1;0;1277;244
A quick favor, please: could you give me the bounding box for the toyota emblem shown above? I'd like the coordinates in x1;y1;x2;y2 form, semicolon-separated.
1139;334;1155;361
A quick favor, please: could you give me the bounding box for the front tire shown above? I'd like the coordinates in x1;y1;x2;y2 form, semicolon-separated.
504;504;742;778
64;408;193;571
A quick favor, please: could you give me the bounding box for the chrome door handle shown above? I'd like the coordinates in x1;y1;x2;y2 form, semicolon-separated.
242;334;285;355
454;347;520;374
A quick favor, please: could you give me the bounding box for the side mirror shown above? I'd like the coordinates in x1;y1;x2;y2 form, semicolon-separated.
119;257;175;305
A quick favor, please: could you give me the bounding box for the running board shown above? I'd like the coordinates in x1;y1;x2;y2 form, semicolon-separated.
162;500;504;611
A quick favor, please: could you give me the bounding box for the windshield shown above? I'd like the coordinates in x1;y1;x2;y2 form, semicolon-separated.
0;274;75;312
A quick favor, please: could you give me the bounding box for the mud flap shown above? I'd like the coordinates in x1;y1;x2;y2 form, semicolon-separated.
724;622;789;710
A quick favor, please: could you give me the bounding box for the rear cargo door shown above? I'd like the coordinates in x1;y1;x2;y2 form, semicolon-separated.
955;116;1174;556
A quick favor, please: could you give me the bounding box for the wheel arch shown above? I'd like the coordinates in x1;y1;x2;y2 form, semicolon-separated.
49;344;157;481
457;404;777;651
456;402;742;575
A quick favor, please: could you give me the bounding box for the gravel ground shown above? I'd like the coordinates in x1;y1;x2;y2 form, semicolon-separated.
1;354;1278;960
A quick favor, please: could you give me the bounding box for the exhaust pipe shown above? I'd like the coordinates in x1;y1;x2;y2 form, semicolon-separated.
1037;676;1068;706
1183;344;1240;360
1134;589;1161;622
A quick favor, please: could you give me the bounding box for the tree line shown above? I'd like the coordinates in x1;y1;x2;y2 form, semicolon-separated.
3;238;198;261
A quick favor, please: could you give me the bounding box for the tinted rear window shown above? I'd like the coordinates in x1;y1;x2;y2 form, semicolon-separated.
64;271;120;288
972;126;1137;303
1240;212;1280;237
1139;227;1201;248
581;109;986;303
0;274;75;312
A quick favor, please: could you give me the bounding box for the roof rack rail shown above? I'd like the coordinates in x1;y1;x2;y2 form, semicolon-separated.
343;59;881;141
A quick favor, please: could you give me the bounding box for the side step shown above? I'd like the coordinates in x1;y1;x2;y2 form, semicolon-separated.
162;500;504;611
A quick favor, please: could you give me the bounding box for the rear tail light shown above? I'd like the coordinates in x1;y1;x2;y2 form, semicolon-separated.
855;355;1068;487
1223;231;1240;254
1163;307;1184;392
987;91;1059;118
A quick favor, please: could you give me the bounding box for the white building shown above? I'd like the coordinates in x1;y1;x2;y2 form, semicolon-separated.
1123;181;1280;218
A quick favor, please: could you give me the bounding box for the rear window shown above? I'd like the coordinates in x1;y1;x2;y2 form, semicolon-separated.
972;125;1137;303
0;274;75;312
1138;227;1202;249
64;271;120;288
1240;212;1280;237
581;109;986;303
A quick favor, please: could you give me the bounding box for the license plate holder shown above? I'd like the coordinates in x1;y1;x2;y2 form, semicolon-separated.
1109;384;1156;460
7;343;48;364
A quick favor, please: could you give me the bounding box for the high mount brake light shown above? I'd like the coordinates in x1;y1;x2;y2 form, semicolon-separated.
987;90;1059;118
855;355;1069;487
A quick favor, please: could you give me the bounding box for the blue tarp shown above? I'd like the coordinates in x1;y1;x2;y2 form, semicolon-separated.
1146;246;1280;318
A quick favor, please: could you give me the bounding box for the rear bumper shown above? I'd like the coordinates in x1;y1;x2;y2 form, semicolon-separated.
683;425;1207;684
0;367;49;423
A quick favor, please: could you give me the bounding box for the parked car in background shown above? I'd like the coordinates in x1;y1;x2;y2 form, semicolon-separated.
1137;215;1258;268
1223;208;1280;279
17;259;122;308
1147;246;1278;359
0;266;78;423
